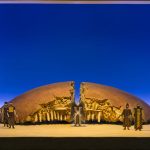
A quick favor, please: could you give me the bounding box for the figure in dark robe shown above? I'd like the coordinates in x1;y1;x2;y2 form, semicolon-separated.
2;102;9;127
7;103;17;129
121;103;132;130
134;104;143;131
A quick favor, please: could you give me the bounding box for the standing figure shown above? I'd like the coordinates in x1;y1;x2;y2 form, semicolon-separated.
7;103;17;129
134;104;143;131
71;101;77;123
121;103;132;130
2;102;9;127
79;100;85;124
74;105;82;126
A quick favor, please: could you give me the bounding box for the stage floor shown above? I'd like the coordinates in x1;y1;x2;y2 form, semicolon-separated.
0;124;150;137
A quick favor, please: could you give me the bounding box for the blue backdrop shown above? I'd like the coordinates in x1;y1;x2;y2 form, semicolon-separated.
0;4;150;106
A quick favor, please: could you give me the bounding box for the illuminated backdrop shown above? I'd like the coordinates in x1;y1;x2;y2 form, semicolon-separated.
0;4;150;106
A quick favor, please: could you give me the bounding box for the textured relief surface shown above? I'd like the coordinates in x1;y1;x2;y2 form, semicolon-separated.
10;81;74;123
80;82;150;123
83;98;122;122
26;96;72;123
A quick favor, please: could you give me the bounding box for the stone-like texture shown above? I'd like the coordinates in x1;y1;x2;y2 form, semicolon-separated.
80;82;150;122
10;81;74;123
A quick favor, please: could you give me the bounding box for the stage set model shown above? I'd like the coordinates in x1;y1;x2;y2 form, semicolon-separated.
0;81;150;125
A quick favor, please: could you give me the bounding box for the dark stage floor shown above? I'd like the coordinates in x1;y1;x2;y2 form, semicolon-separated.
0;137;150;150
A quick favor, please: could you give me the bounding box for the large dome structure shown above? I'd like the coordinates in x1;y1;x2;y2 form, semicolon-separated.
1;81;150;124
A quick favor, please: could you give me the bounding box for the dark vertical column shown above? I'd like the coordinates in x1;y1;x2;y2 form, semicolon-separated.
70;81;75;122
70;81;75;103
80;82;85;103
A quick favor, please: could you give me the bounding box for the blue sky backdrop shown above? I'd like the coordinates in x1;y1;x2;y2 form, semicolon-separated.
0;4;150;106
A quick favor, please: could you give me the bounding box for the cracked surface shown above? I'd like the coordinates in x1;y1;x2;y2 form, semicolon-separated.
80;82;150;122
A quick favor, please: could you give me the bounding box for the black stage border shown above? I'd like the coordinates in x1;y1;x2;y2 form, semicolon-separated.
0;137;150;150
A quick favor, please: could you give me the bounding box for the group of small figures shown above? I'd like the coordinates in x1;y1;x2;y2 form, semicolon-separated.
120;103;143;131
73;103;144;131
0;102;17;129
